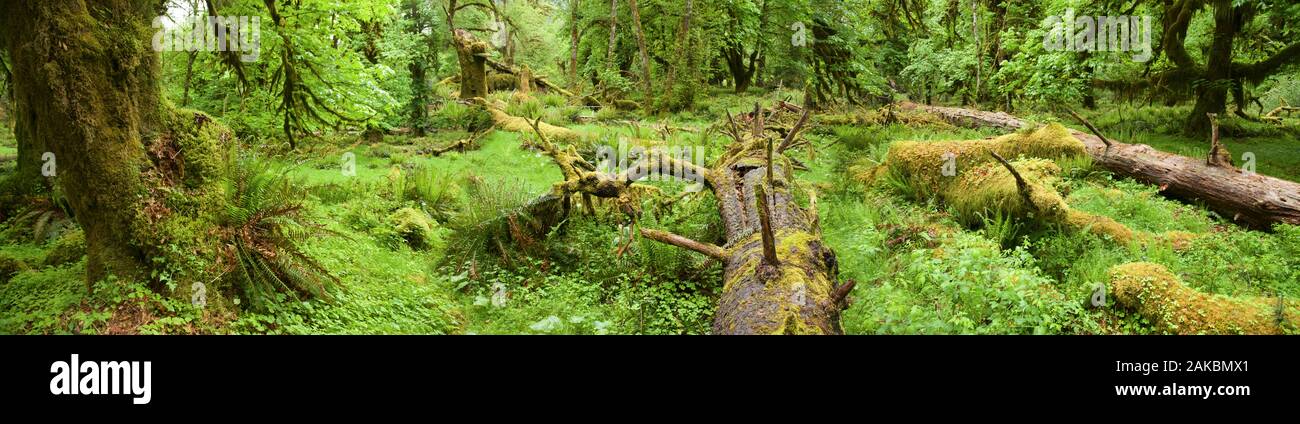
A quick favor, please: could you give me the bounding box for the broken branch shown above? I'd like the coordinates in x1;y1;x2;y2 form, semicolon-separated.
1065;108;1112;149
639;228;727;260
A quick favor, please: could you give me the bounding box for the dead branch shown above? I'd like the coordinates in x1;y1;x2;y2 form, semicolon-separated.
755;183;779;266
777;108;812;153
1065;108;1112;149
639;228;726;260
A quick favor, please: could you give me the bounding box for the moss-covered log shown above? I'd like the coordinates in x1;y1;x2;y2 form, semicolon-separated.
869;125;1194;247
485;58;575;98
704;117;844;334
520;102;843;334
902;102;1300;230
1108;262;1298;335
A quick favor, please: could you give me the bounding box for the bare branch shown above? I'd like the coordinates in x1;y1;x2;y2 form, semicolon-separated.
639;228;726;260
777;108;812;153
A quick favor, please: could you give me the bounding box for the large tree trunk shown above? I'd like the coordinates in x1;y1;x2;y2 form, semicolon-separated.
453;29;490;100
3;0;160;282
568;0;580;86
723;47;754;94
902;102;1300;229
662;0;694;107
605;0;618;65
1186;0;1235;135
627;0;652;104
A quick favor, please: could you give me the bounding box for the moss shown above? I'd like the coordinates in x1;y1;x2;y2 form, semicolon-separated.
488;73;517;91
877;128;1195;250
946;159;1070;226
43;228;85;267
477;100;584;144
1109;262;1299;334
388;207;441;251
873;123;1086;196
0;252;30;283
160;107;230;189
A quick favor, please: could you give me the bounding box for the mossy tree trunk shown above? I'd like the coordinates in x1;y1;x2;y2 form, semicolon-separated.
453;29;489;100
627;0;652;104
1;0;163;282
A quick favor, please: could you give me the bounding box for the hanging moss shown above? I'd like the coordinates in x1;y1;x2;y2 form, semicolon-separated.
1109;262;1299;335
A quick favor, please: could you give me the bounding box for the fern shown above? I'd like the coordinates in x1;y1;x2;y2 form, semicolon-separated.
219;157;339;310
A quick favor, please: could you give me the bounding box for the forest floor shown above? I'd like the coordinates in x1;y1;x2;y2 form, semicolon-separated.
2;88;1299;334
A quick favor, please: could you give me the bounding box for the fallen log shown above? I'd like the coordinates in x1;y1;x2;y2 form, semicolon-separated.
1109;262;1298;335
666;105;845;334
525;103;847;334
900;102;1300;229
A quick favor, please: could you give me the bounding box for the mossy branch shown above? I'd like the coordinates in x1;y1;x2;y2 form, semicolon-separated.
989;151;1036;213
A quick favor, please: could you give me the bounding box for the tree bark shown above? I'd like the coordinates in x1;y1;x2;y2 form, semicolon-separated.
627;0;652;104
453;29;490;100
3;0;160;282
902;102;1300;230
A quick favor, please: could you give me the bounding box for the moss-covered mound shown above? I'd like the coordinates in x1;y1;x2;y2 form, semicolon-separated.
388;207;440;251
42;228;85;267
878;123;1087;197
871;125;1193;248
1109;262;1299;335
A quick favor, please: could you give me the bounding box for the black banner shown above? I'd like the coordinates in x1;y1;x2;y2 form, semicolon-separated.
0;336;1293;413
